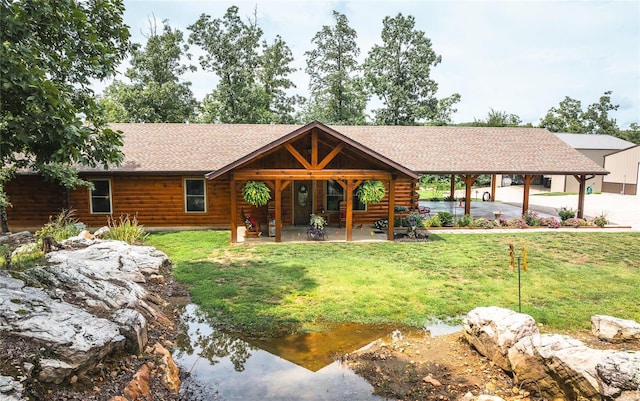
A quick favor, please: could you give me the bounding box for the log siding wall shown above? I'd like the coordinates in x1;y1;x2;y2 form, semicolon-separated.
5;175;416;232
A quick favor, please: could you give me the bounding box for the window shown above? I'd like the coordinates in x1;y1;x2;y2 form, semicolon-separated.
325;180;366;211
185;179;206;212
90;179;112;214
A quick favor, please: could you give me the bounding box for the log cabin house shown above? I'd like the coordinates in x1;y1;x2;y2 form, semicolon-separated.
4;121;608;242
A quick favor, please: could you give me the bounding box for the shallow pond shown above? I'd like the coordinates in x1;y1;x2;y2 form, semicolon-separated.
174;304;461;401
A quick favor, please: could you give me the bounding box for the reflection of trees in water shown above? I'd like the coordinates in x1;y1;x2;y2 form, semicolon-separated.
175;305;255;372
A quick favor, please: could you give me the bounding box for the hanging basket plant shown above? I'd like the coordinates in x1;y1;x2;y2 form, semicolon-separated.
356;180;386;205
242;181;271;207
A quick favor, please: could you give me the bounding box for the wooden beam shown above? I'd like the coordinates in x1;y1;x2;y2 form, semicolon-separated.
521;175;536;216
284;143;312;170
311;130;318;168
233;169;394;181
388;178;395;241
230;178;237;243
346;180;354;241
275;179;282;242
490;174;497;202
317;143;344;169
463;174;479;215
574;174;586;219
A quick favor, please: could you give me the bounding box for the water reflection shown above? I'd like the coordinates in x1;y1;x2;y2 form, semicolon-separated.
175;304;390;401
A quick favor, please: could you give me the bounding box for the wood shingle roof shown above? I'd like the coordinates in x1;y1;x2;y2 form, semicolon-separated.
90;123;607;176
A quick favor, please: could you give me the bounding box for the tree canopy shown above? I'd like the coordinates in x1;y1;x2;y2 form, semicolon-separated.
539;91;620;135
189;6;300;123
471;108;524;127
363;13;457;125
100;18;197;122
304;11;367;125
1;0;130;205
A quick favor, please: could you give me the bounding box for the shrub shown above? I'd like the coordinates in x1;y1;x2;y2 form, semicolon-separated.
522;210;541;227
443;195;455;202
593;214;608;228
539;217;560;228
456;214;473;227
436;211;454;226
104;214;147;244
429;196;442;202
406;212;424;228
506;218;528;229
35;209;82;242
424;215;442;227
558;207;576;223
471;218;496;229
564;217;588;227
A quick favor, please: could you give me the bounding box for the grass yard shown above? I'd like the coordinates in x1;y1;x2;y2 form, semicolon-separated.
146;231;640;337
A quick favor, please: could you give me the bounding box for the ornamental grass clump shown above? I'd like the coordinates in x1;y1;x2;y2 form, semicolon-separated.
104;214;147;244
35;209;82;242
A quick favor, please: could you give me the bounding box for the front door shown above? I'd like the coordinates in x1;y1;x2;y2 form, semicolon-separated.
294;181;312;226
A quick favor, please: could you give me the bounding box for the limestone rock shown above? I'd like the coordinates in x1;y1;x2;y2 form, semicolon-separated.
0;277;126;383
112;308;148;354
508;334;608;401
0;375;24;401
0;241;170;387
38;359;75;385
153;343;181;393
591;315;640;344
596;351;640;400
463;306;539;371
93;226;110;238
0;231;33;247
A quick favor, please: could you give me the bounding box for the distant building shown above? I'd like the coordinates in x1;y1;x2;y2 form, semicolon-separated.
603;145;640;196
548;134;635;193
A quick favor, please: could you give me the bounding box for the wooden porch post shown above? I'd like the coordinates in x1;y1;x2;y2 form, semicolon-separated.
574;174;587;219
230;177;237;243
521;175;535;216
450;175;456;200
490;174;497;202
275;179;282;242
463;174;479;215
388;177;396;241
345;180;354;241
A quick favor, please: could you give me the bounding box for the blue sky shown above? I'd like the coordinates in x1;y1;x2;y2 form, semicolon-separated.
115;0;640;128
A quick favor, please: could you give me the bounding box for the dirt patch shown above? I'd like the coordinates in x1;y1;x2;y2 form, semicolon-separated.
344;330;531;401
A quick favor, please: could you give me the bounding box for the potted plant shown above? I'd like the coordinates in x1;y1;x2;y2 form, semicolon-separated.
307;214;327;240
356;180;385;204
242;181;271;207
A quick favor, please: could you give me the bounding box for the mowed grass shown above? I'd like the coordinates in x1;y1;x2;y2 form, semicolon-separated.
146;231;640;336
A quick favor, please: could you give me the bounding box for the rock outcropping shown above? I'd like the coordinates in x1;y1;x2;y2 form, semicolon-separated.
0;238;181;399
464;306;640;401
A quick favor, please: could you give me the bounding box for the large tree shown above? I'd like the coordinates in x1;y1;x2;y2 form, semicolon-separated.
189;6;299;123
540;91;620;135
100;18;198;122
1;0;130;228
363;13;457;125
304;11;367;125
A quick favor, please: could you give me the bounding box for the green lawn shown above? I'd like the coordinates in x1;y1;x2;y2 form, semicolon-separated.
146;231;640;337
